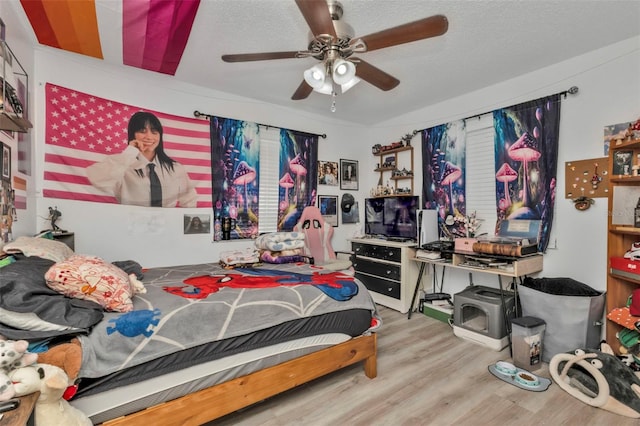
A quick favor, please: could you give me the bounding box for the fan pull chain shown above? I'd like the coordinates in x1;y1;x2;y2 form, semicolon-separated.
330;91;337;113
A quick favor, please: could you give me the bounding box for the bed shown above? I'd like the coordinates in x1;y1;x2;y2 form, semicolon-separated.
0;237;380;425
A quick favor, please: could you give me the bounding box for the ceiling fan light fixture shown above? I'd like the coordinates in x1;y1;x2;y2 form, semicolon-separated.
303;64;327;89
314;79;334;95
331;58;356;85
340;76;361;93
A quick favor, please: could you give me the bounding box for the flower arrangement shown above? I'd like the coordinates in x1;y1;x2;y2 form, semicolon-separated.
457;211;483;238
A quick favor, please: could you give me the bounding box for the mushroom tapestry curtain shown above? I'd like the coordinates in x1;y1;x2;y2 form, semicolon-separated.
210;117;318;239
493;93;561;252
278;129;319;231
421;120;468;238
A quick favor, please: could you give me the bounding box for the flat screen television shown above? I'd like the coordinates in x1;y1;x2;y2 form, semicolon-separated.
364;195;420;241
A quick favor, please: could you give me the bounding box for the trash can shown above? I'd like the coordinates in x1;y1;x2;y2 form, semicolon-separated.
511;316;545;371
518;277;605;363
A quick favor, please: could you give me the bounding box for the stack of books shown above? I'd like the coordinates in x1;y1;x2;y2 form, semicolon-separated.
415;249;443;260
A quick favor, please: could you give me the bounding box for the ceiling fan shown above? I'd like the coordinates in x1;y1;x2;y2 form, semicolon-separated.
221;0;448;101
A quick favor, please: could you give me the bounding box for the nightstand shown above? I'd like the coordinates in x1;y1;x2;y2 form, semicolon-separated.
0;392;38;426
51;232;75;250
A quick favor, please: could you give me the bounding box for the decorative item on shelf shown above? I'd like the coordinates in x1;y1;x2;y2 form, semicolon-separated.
625;117;640;140
613;150;633;176
401;133;413;146
47;206;65;233
635;198;640;228
382;156;396;168
371;144;381;155
463;211;483;238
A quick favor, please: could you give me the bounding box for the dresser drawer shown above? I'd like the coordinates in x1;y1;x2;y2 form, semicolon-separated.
351;243;401;262
352;257;401;281
355;272;401;300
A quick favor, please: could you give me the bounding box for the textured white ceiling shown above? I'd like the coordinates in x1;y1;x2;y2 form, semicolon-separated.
11;0;640;125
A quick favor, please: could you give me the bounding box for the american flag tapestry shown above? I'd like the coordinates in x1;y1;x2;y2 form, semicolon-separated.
43;83;212;208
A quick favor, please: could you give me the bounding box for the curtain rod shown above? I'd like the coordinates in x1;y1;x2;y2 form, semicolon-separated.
411;86;579;136
193;110;327;139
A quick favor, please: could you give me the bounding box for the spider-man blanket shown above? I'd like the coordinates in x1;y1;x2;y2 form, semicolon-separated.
165;269;358;301
77;262;380;380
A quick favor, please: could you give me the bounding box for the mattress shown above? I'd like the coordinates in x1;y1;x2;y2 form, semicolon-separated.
75;307;373;397
71;333;352;424
67;261;380;422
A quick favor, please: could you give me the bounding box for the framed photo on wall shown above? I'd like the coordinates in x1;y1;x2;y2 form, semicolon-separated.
318;160;339;186
340;159;358;190
318;195;338;227
1;144;9;182
613;150;633;175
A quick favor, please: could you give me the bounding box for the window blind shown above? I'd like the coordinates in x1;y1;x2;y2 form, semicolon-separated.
465;113;498;236
257;128;280;233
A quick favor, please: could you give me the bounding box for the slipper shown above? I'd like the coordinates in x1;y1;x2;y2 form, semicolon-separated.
488;361;551;392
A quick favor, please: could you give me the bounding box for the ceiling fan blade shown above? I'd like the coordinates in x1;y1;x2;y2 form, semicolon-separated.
357;15;448;52
295;0;337;39
354;58;399;91
292;80;313;100
222;51;300;62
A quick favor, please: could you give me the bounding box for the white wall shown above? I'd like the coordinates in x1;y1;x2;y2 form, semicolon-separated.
368;36;640;295
25;48;369;267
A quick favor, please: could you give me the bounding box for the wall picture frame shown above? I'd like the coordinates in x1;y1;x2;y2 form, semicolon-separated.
1;144;10;182
318;195;338;227
613;150;633;176
318;160;339;186
340;159;358;190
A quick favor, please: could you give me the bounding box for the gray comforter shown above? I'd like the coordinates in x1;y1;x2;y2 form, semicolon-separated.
78;262;379;378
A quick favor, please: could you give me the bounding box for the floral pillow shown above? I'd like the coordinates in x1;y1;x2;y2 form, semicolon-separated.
2;236;74;263
45;255;135;312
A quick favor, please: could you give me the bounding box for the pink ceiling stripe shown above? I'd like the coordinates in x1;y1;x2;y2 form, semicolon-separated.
159;2;201;75
122;0;200;76
122;0;151;69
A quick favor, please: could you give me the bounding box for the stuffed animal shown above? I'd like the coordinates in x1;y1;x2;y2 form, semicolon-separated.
10;364;92;426
0;338;38;402
0;339;38;373
36;338;83;382
549;346;640;418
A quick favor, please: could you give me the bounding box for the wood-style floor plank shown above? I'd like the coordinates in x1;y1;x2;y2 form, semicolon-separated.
210;306;639;426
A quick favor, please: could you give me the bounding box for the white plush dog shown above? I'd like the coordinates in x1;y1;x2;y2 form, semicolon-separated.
9;364;92;426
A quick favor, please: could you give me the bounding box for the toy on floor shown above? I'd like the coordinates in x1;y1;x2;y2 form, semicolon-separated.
10;363;91;426
549;342;640;418
0;338;38;401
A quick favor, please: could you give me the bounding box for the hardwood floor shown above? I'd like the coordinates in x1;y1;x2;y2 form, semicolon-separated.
211;306;638;426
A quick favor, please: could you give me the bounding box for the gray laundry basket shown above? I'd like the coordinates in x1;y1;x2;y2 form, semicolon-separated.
518;277;605;363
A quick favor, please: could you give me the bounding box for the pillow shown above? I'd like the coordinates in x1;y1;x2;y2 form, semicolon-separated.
0;255;104;340
45;255;135;312
3;236;73;263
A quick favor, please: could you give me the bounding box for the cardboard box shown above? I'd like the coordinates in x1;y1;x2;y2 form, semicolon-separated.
455;238;477;253
610;257;640;280
423;303;453;323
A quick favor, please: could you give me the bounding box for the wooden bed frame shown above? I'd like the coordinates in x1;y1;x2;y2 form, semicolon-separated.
101;333;377;425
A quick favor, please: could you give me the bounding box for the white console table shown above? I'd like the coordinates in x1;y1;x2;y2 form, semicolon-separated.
351;238;418;314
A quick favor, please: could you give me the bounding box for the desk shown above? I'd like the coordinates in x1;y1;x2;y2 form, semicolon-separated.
409;252;543;352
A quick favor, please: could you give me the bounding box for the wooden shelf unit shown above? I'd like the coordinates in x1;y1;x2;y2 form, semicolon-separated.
373;145;414;196
606;137;640;350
